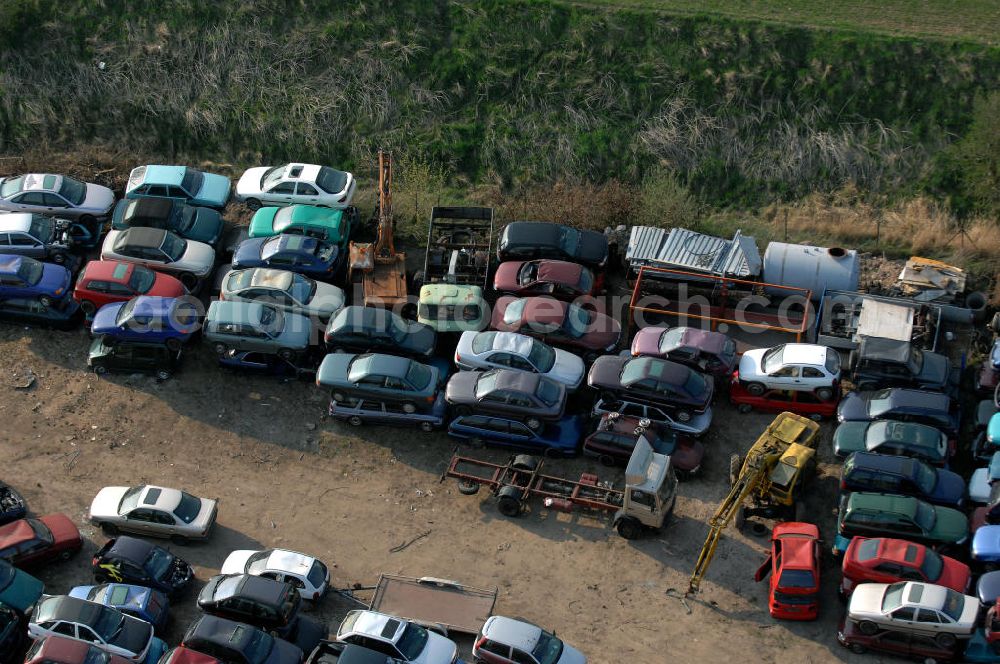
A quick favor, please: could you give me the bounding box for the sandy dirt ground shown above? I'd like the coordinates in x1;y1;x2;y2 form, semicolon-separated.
0;320;865;663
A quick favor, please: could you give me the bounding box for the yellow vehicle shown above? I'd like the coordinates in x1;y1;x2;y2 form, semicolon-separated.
688;412;819;595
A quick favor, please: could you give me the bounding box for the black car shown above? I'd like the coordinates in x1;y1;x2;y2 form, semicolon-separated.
111;198;224;248
0;602;26;664
849;337;956;393
0;298;82;331
182;615;303;664
218;349;318;379
324;306;435;358
0;482;26;526
92;536;193;597
198;574;324;652
306;642;393;664
497;221;608;269
88;339;182;381
840;452;965;508
836;388;960;437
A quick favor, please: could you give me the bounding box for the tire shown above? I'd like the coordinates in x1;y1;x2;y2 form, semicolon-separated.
170;535;189;546
402;403;417;414
348;415;363;427
848;350;859;371
179;272;198;290
165;337;182;352
419;421;434;433
616;517;642;540
59;549;73;561
94;365;109;376
735;506;747;531
39;296;52;308
80;300;97;317
277;348;294;361
729;454;741;487
544;447;562;459
332;392;347;403
101;522;119;537
935;633;955;649
52;252;66;264
214;343;229;355
526;417;542;430
497;495;522;518
155;369;171;381
675;410;692;423
746;382;766;396
246;199;262;211
858;621;878;636
816;387;835;401
511;455;538;472
457;479;480;495
737;403;753;414
849;643;866;655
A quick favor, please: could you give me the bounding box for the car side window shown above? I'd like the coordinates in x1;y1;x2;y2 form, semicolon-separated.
10;233;38;246
43;193;66;207
511;649;536;664
152;509;175;525
482;389;507;404
772;366;799;377
802;367;824;378
51;621;76;637
489;352;513;367
129;508;155;522
508;422;532;437
892;607;915;620
296;183;318;195
269;182;296;194
630;489;655;510
166;186;185;198
480;639;512;658
0;234;8;246
78;625;102;643
916;609;941;623
18;192;47;205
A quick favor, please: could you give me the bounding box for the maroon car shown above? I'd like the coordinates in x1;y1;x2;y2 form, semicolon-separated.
25;636;134;664
587;355;713;422
583;412;704;475
630;326;737;377
493;259;595;301
0;514;82;567
490;296;621;360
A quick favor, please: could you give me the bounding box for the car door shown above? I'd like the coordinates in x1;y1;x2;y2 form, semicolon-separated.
150;508;177;535
294;182;319;205
124;507;158;534
264;181;296;206
914;608;944;635
476;638;514;663
77;624;107;649
43;193;70;212
9;192;47;213
9;232;44;259
889;606;917;630
768;364;801;389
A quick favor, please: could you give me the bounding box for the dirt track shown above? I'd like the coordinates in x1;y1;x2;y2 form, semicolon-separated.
0;319;865;662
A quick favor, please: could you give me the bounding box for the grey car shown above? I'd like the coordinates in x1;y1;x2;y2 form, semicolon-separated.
222;268;345;323
205;300;311;360
88;484;218;542
316;353;441;414
445;369;566;430
0;173;115;222
0;213;75;264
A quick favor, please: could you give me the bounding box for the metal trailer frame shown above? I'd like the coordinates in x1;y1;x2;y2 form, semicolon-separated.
628;266;814;343
421;206;495;287
815;289;942;351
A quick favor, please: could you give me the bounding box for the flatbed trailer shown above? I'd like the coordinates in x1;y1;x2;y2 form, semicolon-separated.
369;574;498;636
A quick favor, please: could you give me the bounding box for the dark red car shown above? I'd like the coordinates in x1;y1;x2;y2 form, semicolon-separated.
0;514;82;567
583;412;704;475
490;296;621;360
73;259;186;317
841;536;971;596
630;326;737;377
729;374;839;420
493;259;595;301
158;647;224;664
838;618;957;661
25;636;133;664
587;355;713;422
753;522;821;620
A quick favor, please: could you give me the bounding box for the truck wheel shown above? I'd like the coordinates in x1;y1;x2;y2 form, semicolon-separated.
39;295;52;308
737;403;753;414
497;495;521;518
214;343;229;355
155;369;171;382
94;365;108;376
858;621;878;636
746;382;766;396
599;454;616;467
166;338;182;352
332;392;347;403
246;199;262;211
277;348;294;361
348;415;363;427
616;517;642;540
511;455;538;472
816;387;835;401
457;479;480;495
52;252;67;264
729;454;742;487
935;633;955;649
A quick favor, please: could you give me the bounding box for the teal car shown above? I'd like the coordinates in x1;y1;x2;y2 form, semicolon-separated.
0;559;43;613
126;165;231;210
834;492;968;555
248;205;352;248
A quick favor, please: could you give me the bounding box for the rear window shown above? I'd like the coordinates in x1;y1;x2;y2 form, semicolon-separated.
855;539;880;562
307;560;327;588
472;332;497;354
315;167;348;194
777;569;816;589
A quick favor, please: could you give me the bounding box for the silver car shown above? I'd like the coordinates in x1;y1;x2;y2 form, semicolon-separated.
221;268;345;322
205;300;311;360
847;581;978;648
88;484;218;543
0;173;115;222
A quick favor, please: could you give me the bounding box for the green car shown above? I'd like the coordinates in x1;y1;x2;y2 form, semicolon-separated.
0;559;43;613
417;284;489;333
835;492;968;555
832;420;949;464
248;205;352;249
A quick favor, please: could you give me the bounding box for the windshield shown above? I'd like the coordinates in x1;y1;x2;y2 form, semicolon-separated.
389;314;409;342
273;206;295;228
914;501;936;531
941;589;966;621
777;569;816;589
475;371;500;398
29;215;54;243
241;628;273;664
558;227;580;256
577;268;593;294
160;233;186;261
867;389;895;415
144;547;174;580
0;176;24;198
118;485;144;513
683;370;709;397
16;258;43;286
855;538;880;561
535;378;561;406
503;299;526;326
93;605;124;638
396;623;429;660
906;347;924;374
563;304;590;338
528;339;556;372
289;274;314;303
405;362;433;390
472;332;497;354
920;548;944;581
0;563;14;590
58;176;86;206
532;629;565;664
882;582;906;611
115;298;141;326
179;206;197;232
307;560;327;588
909;459;938;494
180;169;204;196
721;339;737;363
173;492;202;524
262;165;286;189
128;265;156;293
762;345;785;373
246;550;271;574
316;167;348;194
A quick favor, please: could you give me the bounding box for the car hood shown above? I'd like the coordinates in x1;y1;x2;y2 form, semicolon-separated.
187;208;224;245
737;349;766;379
929;469;966;507
0;568;43;613
847;582;887;617
39;513;80;546
220;549;256;574
445;371;479;405
177;239;216;275
91;302;126;336
276;313;312;349
197;173;232;207
309;282;346;316
930;506;969;543
832;422;868;456
557;642;588;664
265;635;303;664
401;323;436;356
837;392;869;422
39;262;71;297
90;486;130;520
550;348;585;389
630;327;663;356
938;559;972;594
918;352;951;388
233;238;267;267
418;631;458;664
493;261;523;291
114;616;154;656
82;184;116;215
237;167;271;196
587;354;629;390
576;229;608;266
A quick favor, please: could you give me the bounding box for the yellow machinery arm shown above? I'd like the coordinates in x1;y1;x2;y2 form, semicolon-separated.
687;412;819;595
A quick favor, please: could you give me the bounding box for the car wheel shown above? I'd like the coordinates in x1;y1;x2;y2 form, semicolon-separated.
616;517;642;540
277;348;294;361
737;403;753;414
457;479;480;495
214;343;229;355
165;337;182;352
52;252;67;264
419;421;434;433
179;272;198;290
246;199;262;211
935;633;956;649
170;535;189;546
599;454;616;467
402;403;417;414
543;446;562;459
746;382;766;396
348;415;363;427
155;369;171;382
858;621;878;636
849;643;866;655
80;300;97;317
39;295;52;308
101;522;119;537
94;365;109;376
526;417;542;430
816;387;835;401
332;392;347;403
675;410;692;423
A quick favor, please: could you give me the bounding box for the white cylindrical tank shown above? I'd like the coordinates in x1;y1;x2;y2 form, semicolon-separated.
762;242;860;301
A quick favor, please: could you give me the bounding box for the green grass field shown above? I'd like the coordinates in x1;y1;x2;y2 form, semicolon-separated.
570;0;1000;44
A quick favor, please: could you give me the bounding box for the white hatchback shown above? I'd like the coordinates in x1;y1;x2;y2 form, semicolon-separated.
220;548;329;601
235;163;356;210
738;343;841;401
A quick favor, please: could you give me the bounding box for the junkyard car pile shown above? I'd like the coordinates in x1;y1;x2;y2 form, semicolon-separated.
2;157;999;664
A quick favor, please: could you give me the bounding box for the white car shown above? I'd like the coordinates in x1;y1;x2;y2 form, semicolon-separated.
221;267;345;322
0;173;115;222
847;581;978;648
474;615;587;664
220;548;329;601
88;484;218;542
235;163;356;210
738;343;841;400
336;609;458;664
101;227;214;290
29;595;155;662
454;330;585;390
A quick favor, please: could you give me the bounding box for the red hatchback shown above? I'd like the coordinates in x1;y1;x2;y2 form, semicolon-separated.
0;514;82;567
73;260;186;317
491;295;621;359
158;648;224;664
729;373;839;420
493;259;595;301
25;636;133;664
840;536;971;596
754;522;821;620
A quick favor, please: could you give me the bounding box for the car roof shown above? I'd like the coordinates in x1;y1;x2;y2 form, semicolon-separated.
484;331;536;356
228;574;288;605
188;614;260;650
209;300;266;325
485;369;540;392
107;535;156;561
138;485;184;512
334;305;394;330
898;581;949;610
624;357;690;386
263;548;315;574
848;451;919;475
483;616;543;651
36;594;109;625
244;268;294;292
778;343;830;365
82;260;135;283
337;644;395;664
267;234;318;255
350;354;412;380
0;254;27;275
872;538;926;565
859;336;913;363
118;227;167;249
0;519;35;548
347;610;404;643
34;636;130;664
140;166;187;186
519;297;569;325
21;174;62;193
123;297;178;320
663;327;729;354
879;388;951;411
867;420;943;447
0;214;34;233
280;163;321;182
848;492;918;518
126;198;175;219
532;260;583;282
503;222;563;244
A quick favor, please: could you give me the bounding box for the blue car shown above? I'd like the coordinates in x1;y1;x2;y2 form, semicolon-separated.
0;254;71;308
69;583;169;635
448;413;584;457
126;165;231;210
973;525;1000;569
0;602;26;664
232;234;342;280
0;560;43;614
974;413;1000;461
91;296;201;351
217;349;318;379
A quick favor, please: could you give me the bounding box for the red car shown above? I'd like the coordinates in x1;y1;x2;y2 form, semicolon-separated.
493;259;595;301
158;648;224;664
73;260;186;317
0;514;81;567
490;295;621;360
837;618;957;661
729;373;838;420
840;537;970;596
753;522;820;620
25;636;133;664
